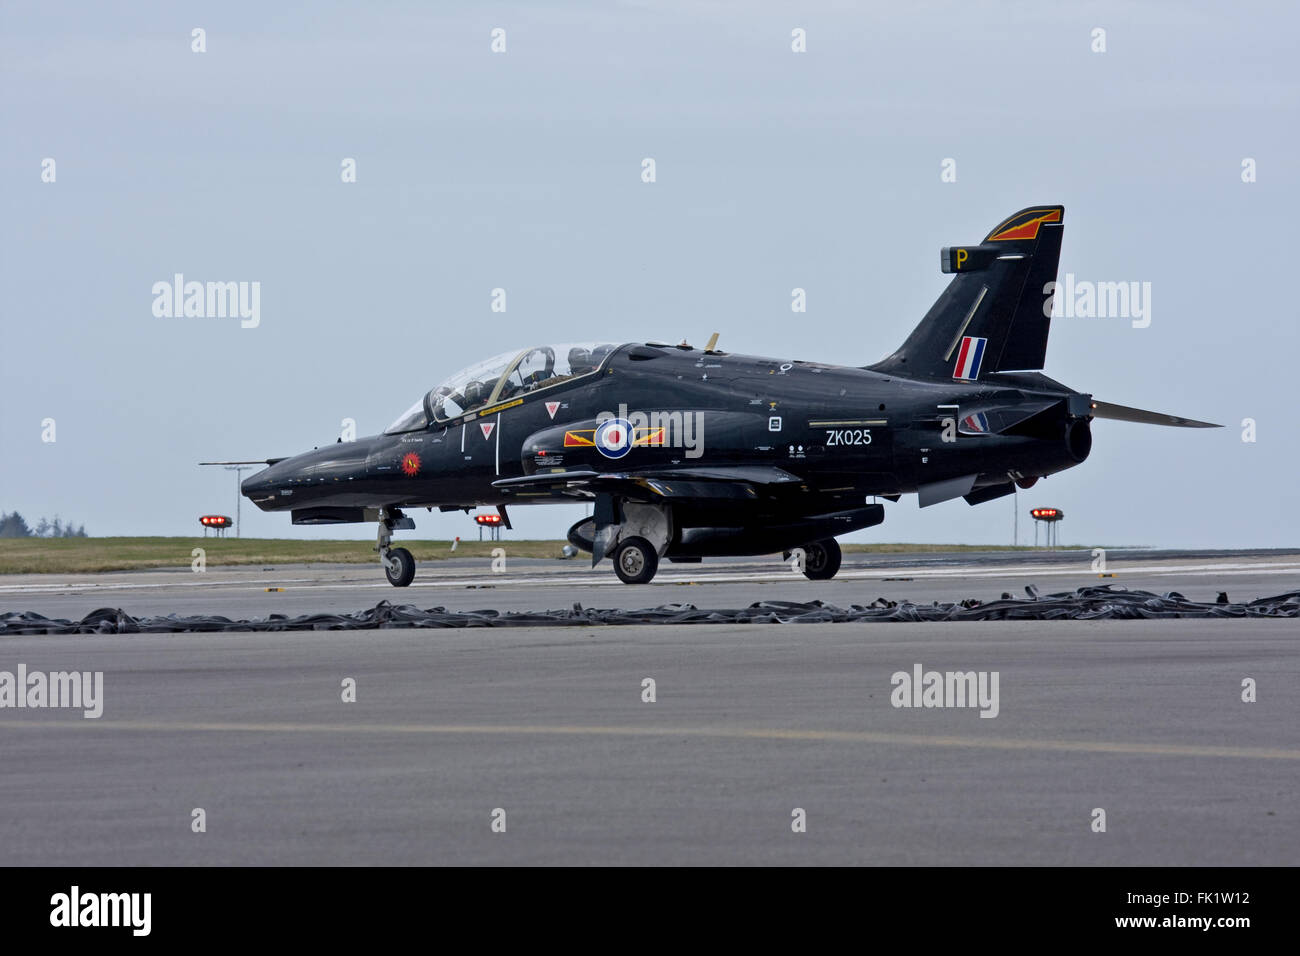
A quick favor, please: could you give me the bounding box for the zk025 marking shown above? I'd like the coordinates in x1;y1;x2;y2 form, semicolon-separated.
825;429;872;446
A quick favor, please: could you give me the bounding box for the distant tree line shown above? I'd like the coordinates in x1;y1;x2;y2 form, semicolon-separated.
0;512;88;538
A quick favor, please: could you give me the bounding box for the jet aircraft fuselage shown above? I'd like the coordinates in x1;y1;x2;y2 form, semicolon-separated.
219;206;1216;586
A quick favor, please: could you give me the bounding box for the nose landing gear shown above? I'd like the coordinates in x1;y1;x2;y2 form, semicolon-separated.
376;507;417;587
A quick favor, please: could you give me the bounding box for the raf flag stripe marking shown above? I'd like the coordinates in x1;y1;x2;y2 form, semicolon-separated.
953;336;987;381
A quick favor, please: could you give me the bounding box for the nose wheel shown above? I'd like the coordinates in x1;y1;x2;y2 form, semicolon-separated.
384;547;416;587
376;508;417;587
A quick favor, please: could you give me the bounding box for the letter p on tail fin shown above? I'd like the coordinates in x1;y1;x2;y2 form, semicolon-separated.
870;205;1065;381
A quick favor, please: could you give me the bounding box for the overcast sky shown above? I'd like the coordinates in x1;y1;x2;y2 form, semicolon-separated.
2;1;1296;548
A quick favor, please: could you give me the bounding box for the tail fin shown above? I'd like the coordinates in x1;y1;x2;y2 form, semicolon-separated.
869;205;1064;381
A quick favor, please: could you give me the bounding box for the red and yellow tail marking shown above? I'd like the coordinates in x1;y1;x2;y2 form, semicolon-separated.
987;208;1062;242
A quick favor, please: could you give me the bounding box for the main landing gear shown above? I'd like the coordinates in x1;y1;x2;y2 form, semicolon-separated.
568;506;846;584
787;538;842;581
612;537;659;585
377;507;417;587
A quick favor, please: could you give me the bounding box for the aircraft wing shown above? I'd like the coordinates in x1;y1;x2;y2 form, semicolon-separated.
492;465;805;502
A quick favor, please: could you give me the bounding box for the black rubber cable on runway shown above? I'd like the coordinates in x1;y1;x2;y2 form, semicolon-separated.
2;585;1299;634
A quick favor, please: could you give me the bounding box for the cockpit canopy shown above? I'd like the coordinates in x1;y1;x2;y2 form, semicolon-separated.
385;343;621;433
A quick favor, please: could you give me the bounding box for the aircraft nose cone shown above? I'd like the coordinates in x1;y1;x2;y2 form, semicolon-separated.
241;468;275;499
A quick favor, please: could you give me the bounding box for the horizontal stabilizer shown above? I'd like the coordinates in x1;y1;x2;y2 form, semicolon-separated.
1090;401;1220;429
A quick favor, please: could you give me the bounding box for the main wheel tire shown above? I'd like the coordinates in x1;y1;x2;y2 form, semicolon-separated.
801;538;842;580
613;537;659;584
385;547;416;587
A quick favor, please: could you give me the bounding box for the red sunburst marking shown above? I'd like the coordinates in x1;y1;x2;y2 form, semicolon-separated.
401;452;421;477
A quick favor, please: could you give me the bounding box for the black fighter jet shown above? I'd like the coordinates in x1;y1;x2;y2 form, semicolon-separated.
209;205;1217;586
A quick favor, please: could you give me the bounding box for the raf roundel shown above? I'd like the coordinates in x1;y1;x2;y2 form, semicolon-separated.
594;418;633;459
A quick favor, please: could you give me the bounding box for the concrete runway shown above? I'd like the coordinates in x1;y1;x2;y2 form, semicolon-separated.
1;550;1297;865
2;548;1299;620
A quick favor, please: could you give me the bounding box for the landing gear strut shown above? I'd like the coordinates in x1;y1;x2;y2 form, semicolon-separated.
376;507;416;587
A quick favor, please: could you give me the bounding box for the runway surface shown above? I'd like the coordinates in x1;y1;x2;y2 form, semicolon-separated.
3;548;1300;620
1;550;1297;865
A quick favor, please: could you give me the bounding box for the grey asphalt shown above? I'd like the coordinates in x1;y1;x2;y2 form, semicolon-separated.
0;553;1297;864
3;548;1299;622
